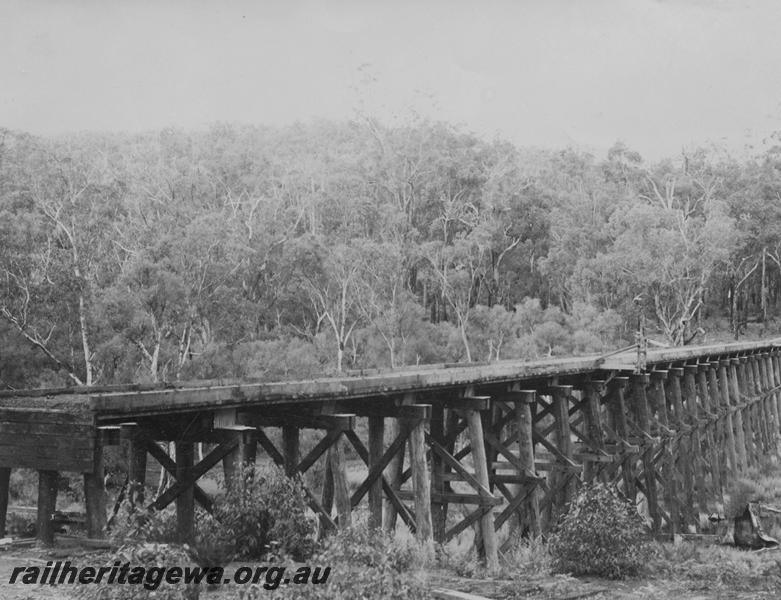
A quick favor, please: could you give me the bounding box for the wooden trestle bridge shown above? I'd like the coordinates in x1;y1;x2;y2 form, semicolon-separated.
2;338;781;568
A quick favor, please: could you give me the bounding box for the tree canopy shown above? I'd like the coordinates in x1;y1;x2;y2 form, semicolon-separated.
0;122;778;389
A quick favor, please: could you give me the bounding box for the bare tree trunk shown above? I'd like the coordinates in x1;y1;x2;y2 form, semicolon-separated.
78;294;93;386
458;315;472;363
762;247;768;323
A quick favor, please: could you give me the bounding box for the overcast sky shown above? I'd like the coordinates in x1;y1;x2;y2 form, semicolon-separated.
2;0;781;160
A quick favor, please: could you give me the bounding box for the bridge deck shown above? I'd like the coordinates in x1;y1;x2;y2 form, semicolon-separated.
0;339;778;420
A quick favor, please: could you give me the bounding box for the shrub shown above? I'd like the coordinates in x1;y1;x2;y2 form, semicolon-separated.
214;464;317;561
75;543;201;600
548;482;651;579
109;501;179;546
241;527;429;600
109;500;235;567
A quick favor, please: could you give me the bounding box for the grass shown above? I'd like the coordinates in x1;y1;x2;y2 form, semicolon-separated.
645;541;781;590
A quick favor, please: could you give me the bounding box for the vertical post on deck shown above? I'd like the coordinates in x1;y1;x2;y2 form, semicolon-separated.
37;470;58;546
120;423;148;505
409;408;433;543
0;468;10;537
84;437;107;539
368;415;385;531
175;442;194;544
329;434;352;529
464;407;498;571
727;359;749;472
515;390;541;537
632;374;661;533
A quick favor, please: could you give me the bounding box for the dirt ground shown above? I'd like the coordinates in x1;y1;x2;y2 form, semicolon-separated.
1;543;780;600
425;570;781;600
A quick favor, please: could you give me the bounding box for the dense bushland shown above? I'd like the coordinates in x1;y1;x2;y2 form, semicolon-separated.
3;121;781;389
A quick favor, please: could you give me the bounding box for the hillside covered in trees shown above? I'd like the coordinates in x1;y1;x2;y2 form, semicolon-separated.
1;120;780;389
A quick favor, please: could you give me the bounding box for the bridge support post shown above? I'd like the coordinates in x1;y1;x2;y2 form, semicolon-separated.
551;385;576;515
515;390;542;537
736;359;754;457
652;371;680;533
608;378;634;500
0;467;10;537
429;404;451;542
36;470;58;546
703;365;725;503
409;412;432;543
120;423;148;505
716;361;739;475
725;359;749;472
222;427;257;491
583;382;607;485
283;426;300;476
464;407;498;571
632;374;661;533
368;416;385;530
668;368;695;530
382;416;409;534
682;366;708;513
84;439;107;538
175;442;195;544
744;357;764;458
696;365;722;500
707;364;731;485
755;354;770;451
772;351;781;434
329;435;352;529
761;354;780;446
737;358;756;464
